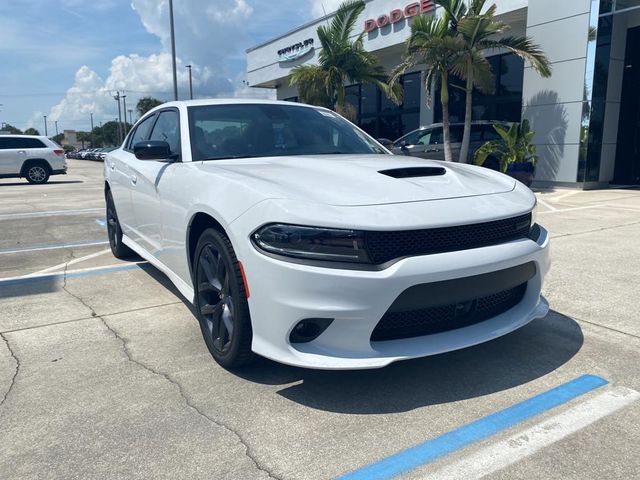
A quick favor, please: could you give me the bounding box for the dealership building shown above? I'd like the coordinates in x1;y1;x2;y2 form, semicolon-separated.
246;0;640;187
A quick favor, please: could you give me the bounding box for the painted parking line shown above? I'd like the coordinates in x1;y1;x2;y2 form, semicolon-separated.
426;386;640;479
0;263;146;287
0;240;109;255
337;375;608;480
26;248;112;277
0;208;103;221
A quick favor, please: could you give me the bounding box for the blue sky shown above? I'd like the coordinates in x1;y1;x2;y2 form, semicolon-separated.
0;0;334;133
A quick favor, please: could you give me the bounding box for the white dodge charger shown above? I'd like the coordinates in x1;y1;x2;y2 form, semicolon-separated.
104;99;549;370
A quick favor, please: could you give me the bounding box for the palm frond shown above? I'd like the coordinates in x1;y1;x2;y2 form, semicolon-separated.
479;36;552;77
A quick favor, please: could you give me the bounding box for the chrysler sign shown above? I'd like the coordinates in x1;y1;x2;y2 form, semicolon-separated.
364;0;435;32
278;39;315;63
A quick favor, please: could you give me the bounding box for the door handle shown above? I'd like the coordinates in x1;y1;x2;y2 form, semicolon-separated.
110;162;115;171
18;150;26;155
131;174;138;185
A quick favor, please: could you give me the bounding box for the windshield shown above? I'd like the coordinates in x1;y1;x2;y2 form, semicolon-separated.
188;103;387;161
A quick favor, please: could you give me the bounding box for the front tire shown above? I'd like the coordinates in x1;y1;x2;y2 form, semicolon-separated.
25;162;50;184
106;190;134;259
193;228;253;369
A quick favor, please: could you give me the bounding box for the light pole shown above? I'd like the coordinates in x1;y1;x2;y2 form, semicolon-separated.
169;0;178;101
122;95;128;135
114;92;123;144
43;115;48;136
169;0;178;100
128;109;133;126
90;113;94;148
186;64;193;99
55;121;59;138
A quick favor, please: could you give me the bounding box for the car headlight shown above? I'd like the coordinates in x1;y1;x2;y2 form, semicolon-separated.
252;224;371;264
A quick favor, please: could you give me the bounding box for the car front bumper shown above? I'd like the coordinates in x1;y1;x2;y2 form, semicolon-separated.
239;223;550;370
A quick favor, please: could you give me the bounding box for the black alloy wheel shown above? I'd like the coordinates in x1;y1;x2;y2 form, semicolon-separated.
194;228;253;369
106;190;134;259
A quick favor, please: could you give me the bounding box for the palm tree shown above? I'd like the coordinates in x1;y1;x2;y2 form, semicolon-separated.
289;0;400;118
390;13;464;162
435;0;552;163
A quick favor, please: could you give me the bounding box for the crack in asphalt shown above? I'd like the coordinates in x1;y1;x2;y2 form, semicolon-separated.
59;255;281;480
0;332;19;410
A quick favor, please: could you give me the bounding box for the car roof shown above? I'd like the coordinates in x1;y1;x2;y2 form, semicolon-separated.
0;134;50;140
150;98;322;112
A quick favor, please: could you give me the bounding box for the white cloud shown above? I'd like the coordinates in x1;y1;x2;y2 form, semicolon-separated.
310;0;344;18
45;0;265;128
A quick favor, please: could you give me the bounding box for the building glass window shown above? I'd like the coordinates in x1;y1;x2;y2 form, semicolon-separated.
435;53;524;124
342;72;422;140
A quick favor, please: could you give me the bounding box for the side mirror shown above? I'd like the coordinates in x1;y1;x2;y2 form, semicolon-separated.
377;138;394;148
400;140;409;148
134;141;172;160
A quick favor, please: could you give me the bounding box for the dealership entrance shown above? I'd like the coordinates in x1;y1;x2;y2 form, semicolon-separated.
614;25;640;183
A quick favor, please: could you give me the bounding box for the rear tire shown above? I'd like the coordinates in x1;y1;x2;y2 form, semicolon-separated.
25;162;50;184
106;190;135;259
193;228;253;369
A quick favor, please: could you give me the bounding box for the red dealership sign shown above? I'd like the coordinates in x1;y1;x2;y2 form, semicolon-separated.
364;0;435;32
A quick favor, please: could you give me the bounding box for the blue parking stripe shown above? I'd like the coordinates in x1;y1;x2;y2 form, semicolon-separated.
95;219;107;229
338;375;608;480
0;264;143;287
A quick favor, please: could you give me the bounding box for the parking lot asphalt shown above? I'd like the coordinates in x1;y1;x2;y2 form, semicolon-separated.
1;160;639;479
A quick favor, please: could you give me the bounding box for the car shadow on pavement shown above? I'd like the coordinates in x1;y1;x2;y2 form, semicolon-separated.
0;180;84;187
135;265;584;414
235;311;583;414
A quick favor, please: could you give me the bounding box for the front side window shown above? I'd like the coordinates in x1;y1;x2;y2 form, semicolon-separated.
149;110;180;155
127;114;156;150
188;104;386;161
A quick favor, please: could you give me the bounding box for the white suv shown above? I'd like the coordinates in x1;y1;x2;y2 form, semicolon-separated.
0;135;68;184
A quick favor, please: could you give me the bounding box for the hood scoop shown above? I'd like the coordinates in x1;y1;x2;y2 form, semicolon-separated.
379;166;446;179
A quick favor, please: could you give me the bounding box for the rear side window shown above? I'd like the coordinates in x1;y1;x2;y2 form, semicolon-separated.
127;115;156;150
398;129;429;146
0;137;46;149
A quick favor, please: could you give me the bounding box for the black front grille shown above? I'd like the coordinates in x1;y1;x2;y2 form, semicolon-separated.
371;283;528;342
364;213;531;265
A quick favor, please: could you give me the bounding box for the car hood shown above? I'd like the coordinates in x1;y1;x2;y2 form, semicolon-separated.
204;154;516;207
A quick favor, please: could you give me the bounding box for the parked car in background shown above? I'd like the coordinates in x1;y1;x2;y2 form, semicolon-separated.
104;100;548;370
0;135;67;184
390;121;509;163
98;147;116;161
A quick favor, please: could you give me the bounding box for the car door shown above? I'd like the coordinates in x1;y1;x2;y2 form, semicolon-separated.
129;108;182;258
0;137;27;174
109;113;157;239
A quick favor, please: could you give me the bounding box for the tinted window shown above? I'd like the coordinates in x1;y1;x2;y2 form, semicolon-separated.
0;138;16;149
483;125;502;141
0;137;46;149
188;104;386;161
402;72;421;110
128;115;156;150
470;125;484;142
149;110;180;155
448;126;463;143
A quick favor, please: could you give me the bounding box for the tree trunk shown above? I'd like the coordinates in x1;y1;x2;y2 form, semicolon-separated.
459;67;474;163
441;73;453;162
